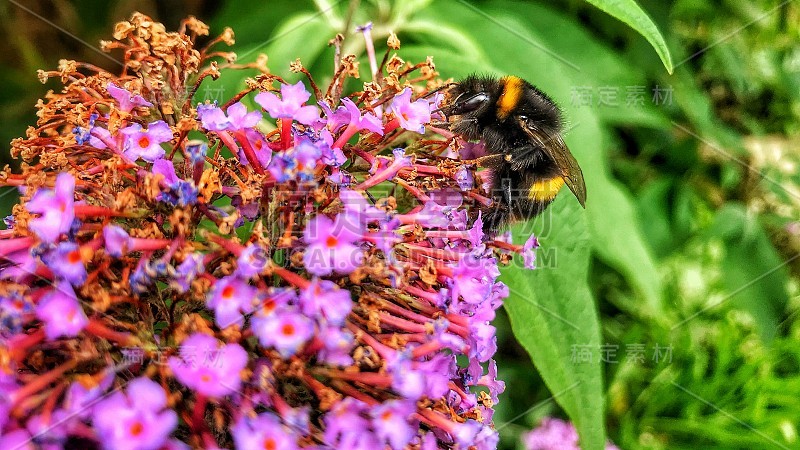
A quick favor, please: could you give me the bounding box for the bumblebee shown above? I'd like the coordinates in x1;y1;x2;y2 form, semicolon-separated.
439;75;586;229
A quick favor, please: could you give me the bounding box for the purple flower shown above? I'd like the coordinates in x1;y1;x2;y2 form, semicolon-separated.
298;278;352;325
455;166;473;190
387;352;426;400
267;140;321;182
390;88;431;134
108;82;153;112
232;412;298;450
318;100;351;132
317;326;355;366
168;333;248;397
323;398;375;448
235;244;267;279
185;141;208;164
255;81;320;125
171;253;204;294
237;128;273;167
197;101;262;131
523;417;620;450
0;429;35;450
73;113;99;145
121;121;172;162
36;283;88;340
89;125;113;150
92;377;177;450
449;255;493;305
0;292;34;336
370;400;416;450
339;189;388;224
477;359;505;404
42;242;87;286
63;372;114;420
522;233;539;270
474;425;500;450
206;275;256;328
302;213;364;276
27;172;75;243
27;410;70;446
152;158;198;206
251;308;314;357
103;224;133;257
451;420;482;447
341;98;384;135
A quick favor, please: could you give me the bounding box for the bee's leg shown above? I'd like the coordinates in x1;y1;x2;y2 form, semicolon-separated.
463;153;506;168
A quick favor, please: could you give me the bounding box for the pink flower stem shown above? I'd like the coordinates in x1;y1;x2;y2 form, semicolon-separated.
423;230;471;239
271;266;311;289
323;369;392;387
85;319;136;346
400;283;441;305
488;239;523;252
416;408;458;434
74;205;136;218
465;191;493;206
353;147;375;164
378;312;427;333
10;328;45;363
330;380;380;406
192;393;208;432
207;234;245;256
394;179;430;201
130;238;172;252
346;322;394;359
355;162;406;191
233;130;266;175
280;118;293;150
412;341;444;359
0;236;34;256
382;118;400;135
10;359;78;407
403;244;465;261
333;123;359;150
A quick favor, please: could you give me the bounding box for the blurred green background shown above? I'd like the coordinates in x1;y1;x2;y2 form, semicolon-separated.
2;1;799;448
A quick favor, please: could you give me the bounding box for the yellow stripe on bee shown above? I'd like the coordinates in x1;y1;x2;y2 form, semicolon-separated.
496;76;524;119
528;176;565;202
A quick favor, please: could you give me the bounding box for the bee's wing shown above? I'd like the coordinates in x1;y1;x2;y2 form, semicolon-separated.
518;119;587;207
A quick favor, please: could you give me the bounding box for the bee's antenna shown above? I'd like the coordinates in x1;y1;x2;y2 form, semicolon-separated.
422;82;457;99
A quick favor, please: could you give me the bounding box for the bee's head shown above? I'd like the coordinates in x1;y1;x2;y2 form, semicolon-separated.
438;76;503;139
440;76;498;117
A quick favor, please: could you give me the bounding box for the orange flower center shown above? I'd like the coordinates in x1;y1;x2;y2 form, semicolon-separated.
222;285;235;299
325;236;338;248
381;411;393;421
201;374;211;383
138;136;150;148
281;323;295;336
263;438;277;450
130;421;144;436
68;250;81;264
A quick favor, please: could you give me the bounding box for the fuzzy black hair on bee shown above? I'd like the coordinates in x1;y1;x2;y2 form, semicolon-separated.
440;75;586;231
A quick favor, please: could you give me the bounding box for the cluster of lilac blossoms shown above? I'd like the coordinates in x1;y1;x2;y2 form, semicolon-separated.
0;14;540;450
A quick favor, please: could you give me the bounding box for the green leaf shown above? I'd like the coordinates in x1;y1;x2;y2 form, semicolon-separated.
583;0;674;73
501;195;605;450
709;204;789;343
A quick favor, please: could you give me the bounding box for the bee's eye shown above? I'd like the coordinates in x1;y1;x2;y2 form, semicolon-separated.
451;92;489;114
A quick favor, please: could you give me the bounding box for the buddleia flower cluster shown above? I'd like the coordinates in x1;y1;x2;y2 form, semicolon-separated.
0;13;538;450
